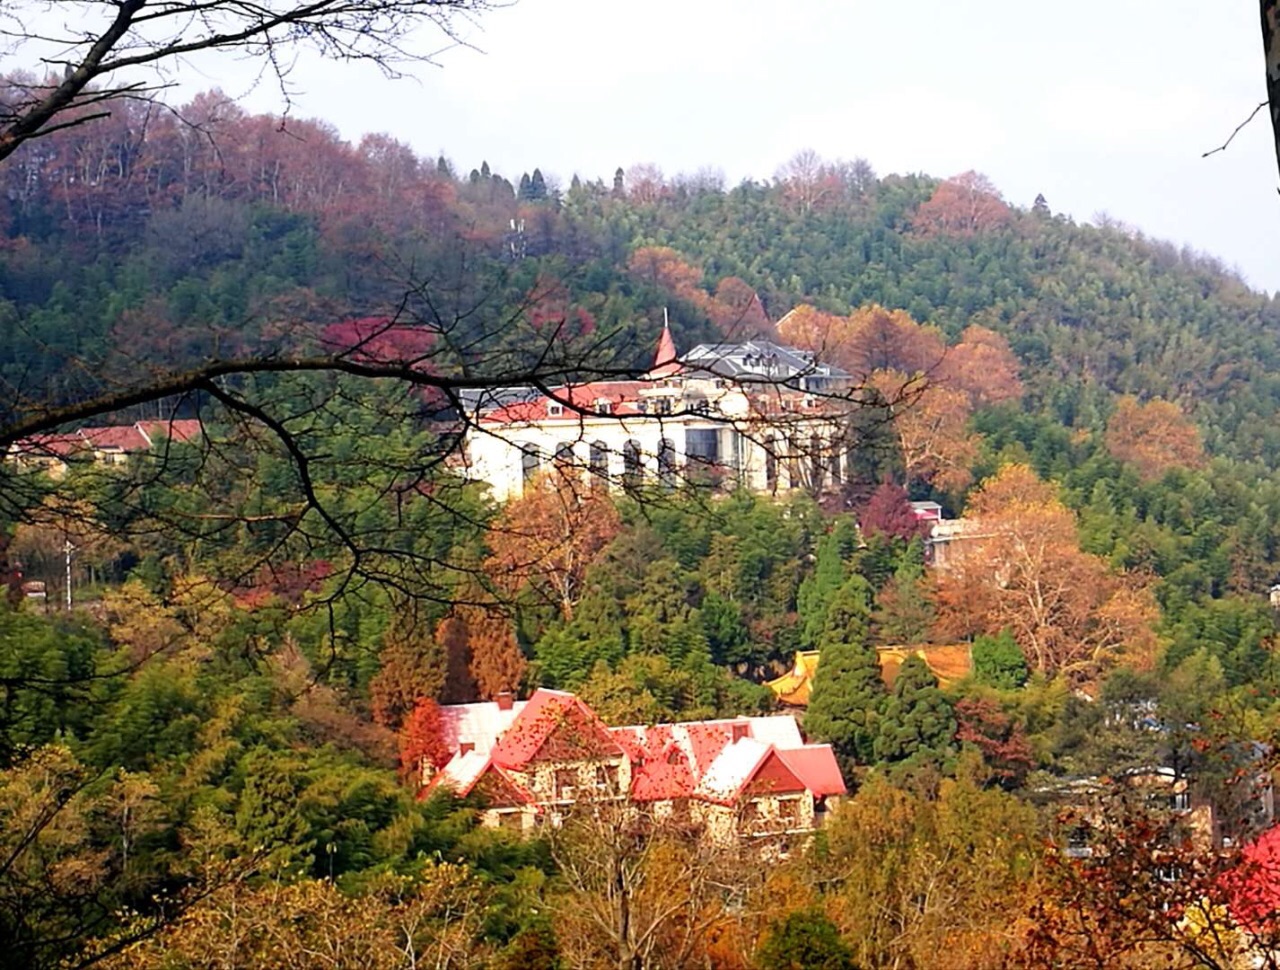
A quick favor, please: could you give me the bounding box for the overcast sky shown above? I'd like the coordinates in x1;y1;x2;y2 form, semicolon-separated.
21;1;1280;292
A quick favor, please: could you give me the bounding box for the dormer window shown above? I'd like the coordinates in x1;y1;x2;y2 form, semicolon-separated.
547;402;564;417
595;399;613;415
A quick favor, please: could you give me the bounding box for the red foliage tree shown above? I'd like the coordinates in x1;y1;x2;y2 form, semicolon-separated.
398;696;452;785
955;697;1035;790
860;480;928;541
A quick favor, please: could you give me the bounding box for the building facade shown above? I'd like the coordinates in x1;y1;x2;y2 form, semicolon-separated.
422;688;847;848
459;328;859;502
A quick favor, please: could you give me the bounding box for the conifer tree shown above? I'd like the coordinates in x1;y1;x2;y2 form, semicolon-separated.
873;550;935;645
805;575;884;768
530;168;548;200
797;517;858;647
873;654;957;769
518;172;533;200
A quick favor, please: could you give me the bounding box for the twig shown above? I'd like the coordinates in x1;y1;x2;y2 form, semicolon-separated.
1203;101;1269;158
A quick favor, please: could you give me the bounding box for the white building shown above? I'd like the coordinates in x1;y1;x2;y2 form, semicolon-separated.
459;326;860;501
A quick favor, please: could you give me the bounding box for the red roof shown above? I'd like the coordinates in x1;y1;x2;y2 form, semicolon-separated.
10;433;87;458
616;724;699;802
136;419;202;444
648;323;682;379
424;751;537;807
80;425;150;452
777;745;848;798
490;689;623;770
480;381;648;426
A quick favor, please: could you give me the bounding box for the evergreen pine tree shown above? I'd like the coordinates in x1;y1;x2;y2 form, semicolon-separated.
797;517;858;647
436;155;453;179
612;166;625;197
971;629;1029;689
873;654;957;769
570;173;583;193
805;575;883;768
480;160;491;179
872;550;935;644
529;168;547;200
518;172;533;200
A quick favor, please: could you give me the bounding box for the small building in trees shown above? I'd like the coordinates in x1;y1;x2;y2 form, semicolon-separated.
766;646;974;706
5;419;203;478
420;687;847;847
459;326;860;501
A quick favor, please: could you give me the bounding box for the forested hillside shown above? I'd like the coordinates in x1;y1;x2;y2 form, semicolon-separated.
7;95;1280;968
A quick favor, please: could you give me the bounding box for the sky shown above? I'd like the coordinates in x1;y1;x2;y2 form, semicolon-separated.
14;1;1280;292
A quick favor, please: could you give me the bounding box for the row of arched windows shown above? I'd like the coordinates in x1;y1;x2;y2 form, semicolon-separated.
520;439;664;490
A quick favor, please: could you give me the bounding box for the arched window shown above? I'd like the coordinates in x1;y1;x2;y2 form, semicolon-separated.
764;436;778;491
589;441;609;482
554;442;575;467
658;438;677;487
521;444;541;484
622;440;643;490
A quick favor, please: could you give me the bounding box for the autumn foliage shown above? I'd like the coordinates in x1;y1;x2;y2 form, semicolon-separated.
398;697;452;783
912;171;1013;237
934;464;1159;682
1105;395;1206;481
778;304;1021;492
485;473;621;620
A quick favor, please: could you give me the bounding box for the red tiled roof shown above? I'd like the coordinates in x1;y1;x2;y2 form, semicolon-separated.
777;745;848;798
490;689;623;770
10;433;87;458
424;750;537;807
136;419;202;444
696;738;803;806
480;381;648;426
80;425;150;452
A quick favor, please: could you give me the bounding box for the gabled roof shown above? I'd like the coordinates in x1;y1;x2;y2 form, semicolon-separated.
423;750;537;808
136;419;203;444
9;433;87;459
766;647;973;706
765;651;821;706
696;738;808;806
80;424;151;452
440;699;528;756
777;745;847;798
491;688;623;770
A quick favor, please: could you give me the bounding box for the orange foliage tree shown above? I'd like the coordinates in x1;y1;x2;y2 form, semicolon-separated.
1104;395;1206;481
484;473;621;621
776;304;853;365
913;171;1013;236
934;464;1159;682
939;324;1024;409
454;601;527;700
870;371;978;493
398;697;452;783
709;276;771;338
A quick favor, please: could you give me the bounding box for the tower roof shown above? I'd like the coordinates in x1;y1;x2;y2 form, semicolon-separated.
648;323;682;378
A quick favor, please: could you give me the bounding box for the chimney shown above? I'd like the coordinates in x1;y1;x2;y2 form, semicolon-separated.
496;690;514;711
730;721;749;742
